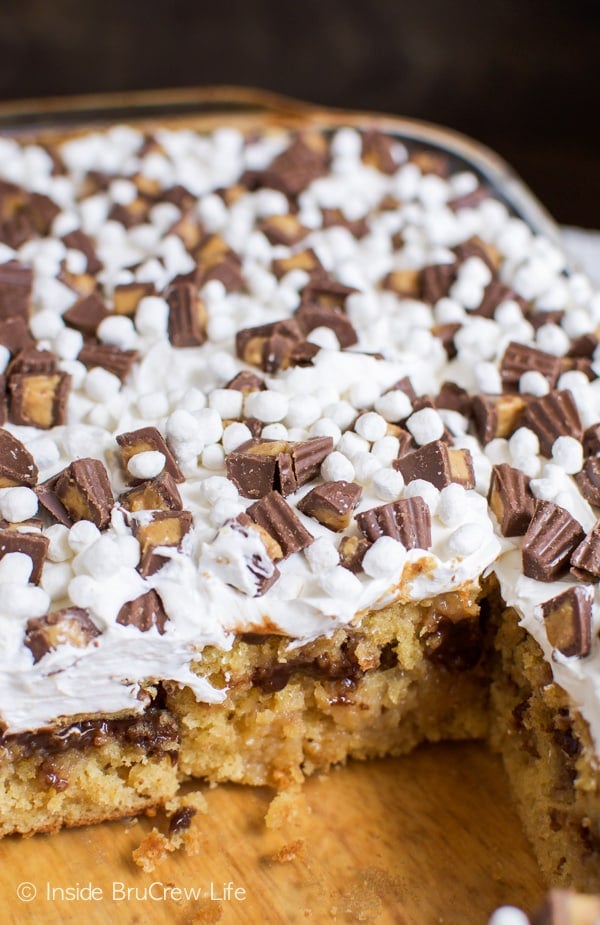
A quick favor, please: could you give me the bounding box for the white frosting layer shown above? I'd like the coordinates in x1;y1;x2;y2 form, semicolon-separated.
0;125;597;744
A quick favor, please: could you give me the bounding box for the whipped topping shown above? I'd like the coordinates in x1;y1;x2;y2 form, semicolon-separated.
0;124;597;744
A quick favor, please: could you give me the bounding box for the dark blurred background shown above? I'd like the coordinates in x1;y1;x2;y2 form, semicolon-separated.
0;0;597;226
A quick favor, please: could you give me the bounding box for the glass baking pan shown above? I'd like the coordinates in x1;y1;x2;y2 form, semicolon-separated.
0;84;562;252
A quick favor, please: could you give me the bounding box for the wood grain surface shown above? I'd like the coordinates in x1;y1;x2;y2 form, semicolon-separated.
0;742;545;925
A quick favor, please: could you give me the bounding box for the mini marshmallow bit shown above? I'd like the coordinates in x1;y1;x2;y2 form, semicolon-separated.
222;421;253;454
337;431;370;461
0;486;38;522
372;435;401;466
551;435;583;474
487;907;530;925
519;370;551;397
348;379;381;410
194;407;223;445
354;411;388;443
321;450;355;483
261;423;289;441
134;295;169;338
208;388;244;421
200;476;239;506
202;444;226;470
374;389;413;423
285;394;322;428
0;583;51;619
325;400;358;431
403;479;440;514
372;467;405;501
45;523;72;562
447;521;490;557
406;407;445;446
318;565;362;599
244;389;289;423
437;483;469;527
84;366;122;401
536;323;570;357
352;451;383;484
67;519;102;553
0;550;33;585
305;536;340;573
127;451;166;480
362;536;407;579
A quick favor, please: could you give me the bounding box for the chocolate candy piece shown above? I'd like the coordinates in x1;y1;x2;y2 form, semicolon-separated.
272;248;323;280
541;586;592;658
35;480;73;527
339;535;370;573
447;186;490;212
300;273;357;311
27;192;61;236
0;260;33;322
522;500;585;582
473;280;524;319
117;590;169;634
295;303;358;348
227;436;333;499
488;464;535;537
226;442;282;500
258;214;309;247
0;430;38;487
62;229;102;274
582;423;600;457
246;491;313;560
386;376;417;404
8;371;71;429
292;437;334;486
113;282;155;317
78;343;138;382
234;511;284;562
500;341;562;391
0;316;34;354
571;522;600;581
195;234;243;291
225;371;265;394
420;262;456;304
133;510;192;576
54;458;114;530
436;381;472;416
25;607;100;663
532;889;600;925
235;319;304;372
7;346;57;377
453;237;499;273
361;131;400;174
117;426;184;484
164;281;207;348
522;390;583;457
0;529;49;583
471;393;526;444
63;293;111;335
575;457;600;506
119;471;183;512
355;497;431;550
297;480;362;531
394;441;475;490
261;133;328;197
217;515;281;595
382;269;421;299
321;208;369;239
431;323;460;359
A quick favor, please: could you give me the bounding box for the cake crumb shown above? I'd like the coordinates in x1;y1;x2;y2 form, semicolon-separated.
188;899;223;924
165;790;208;815
132;827;173;872
265;789;308;830
271;837;305;862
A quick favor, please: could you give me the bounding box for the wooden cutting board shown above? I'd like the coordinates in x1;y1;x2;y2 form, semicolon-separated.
0;741;544;925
